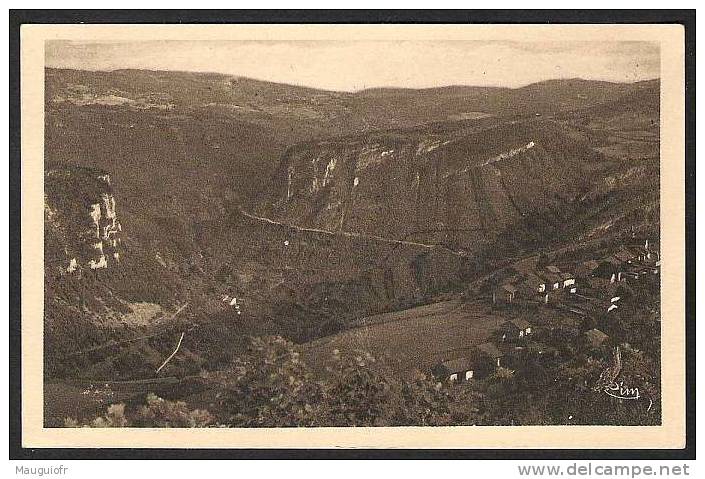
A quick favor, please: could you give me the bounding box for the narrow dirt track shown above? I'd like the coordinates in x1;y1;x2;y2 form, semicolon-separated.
238;207;464;252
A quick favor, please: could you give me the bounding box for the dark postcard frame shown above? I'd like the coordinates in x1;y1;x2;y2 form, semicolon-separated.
9;9;695;460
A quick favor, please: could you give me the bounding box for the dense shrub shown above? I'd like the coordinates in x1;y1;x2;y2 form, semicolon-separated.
65;393;214;428
68;336;484;428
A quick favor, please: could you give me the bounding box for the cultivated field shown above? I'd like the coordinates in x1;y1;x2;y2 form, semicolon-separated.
300;298;509;376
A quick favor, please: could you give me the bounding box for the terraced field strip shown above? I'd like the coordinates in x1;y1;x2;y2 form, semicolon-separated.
301;299;508;376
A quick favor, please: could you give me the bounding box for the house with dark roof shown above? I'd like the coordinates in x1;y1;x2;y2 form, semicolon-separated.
621;263;643;280
522;272;547;294
519;282;548;303
560;271;576;291
432;357;477;383
613;247;636;264
581;278;623;313
629;238;660;262
593;259;625;284
539;270;562;290
499;318;533;341
627;245;649;263
475;342;504;368
433;342;506;381
511;279;539;301
493;283;518;305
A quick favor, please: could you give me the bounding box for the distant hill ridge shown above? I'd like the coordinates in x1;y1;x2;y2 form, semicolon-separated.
47;67;657;94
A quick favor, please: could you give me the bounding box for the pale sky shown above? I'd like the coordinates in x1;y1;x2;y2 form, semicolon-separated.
46;40;660;91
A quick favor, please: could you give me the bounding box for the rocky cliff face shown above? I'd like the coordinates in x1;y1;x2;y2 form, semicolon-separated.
43;167;196;380
45;166;122;275
263;120;601;252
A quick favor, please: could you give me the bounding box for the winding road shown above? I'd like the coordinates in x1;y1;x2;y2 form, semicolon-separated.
238;207;468;254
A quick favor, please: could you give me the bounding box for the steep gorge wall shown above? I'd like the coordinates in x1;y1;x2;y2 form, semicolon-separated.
43;167;202;379
264;121;598;252
45;167;123;275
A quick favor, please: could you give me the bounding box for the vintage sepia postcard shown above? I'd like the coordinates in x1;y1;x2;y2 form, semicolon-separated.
15;18;690;453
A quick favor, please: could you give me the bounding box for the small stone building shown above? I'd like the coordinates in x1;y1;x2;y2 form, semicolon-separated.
475;342;504;368
432;357;477;383
499;318;533;341
493;283;518;304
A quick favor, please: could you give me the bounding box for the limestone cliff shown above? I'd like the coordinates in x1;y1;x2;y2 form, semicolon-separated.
264;120;600;252
45;166;122;275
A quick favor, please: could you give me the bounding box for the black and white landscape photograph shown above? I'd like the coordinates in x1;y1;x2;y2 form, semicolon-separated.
42;38;663;429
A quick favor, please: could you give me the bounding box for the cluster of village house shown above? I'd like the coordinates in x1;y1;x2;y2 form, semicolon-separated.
433;238;660;384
